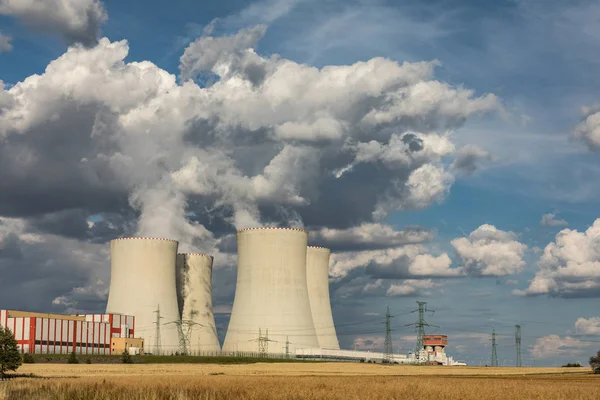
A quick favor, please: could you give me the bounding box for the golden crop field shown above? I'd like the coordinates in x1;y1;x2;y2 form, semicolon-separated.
1;363;599;400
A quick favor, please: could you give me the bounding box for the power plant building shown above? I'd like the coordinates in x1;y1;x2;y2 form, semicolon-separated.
0;309;139;355
222;228;319;354
176;253;221;353
306;246;339;349
105;238;181;354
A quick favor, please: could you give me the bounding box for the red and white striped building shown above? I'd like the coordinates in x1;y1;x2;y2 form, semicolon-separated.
0;309;136;355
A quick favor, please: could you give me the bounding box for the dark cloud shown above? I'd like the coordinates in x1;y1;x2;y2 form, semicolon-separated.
309;224;433;252
0;0;107;47
451;144;492;176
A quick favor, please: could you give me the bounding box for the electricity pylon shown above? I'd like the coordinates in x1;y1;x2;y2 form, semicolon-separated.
249;328;277;357
383;306;394;363
491;328;498;367
165;320;187;355
285;336;291;359
181;320;203;355
153;304;163;355
515;325;522;367
405;301;437;360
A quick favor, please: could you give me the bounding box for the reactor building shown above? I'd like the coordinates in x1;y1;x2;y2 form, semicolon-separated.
105;238;182;354
222;227;321;354
176;253;221;354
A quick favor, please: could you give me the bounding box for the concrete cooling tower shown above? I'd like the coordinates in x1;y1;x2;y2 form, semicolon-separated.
306;246;340;350
176;253;221;354
106;238;181;354
222;228;319;354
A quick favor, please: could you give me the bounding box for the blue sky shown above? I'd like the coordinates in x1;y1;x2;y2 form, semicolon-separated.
1;0;599;366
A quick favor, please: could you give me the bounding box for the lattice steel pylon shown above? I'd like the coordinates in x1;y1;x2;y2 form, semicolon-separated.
383;306;394;363
182;320;203;355
515;325;522;367
405;301;437;360
153;304;163;355
491;328;498;367
285;336;291;359
250;328;277;357
165;320;187;355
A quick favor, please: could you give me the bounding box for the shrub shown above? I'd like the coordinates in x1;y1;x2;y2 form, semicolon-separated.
68;351;79;364
121;350;133;364
590;350;600;374
561;362;581;368
0;326;22;377
85;358;92;364
23;353;35;364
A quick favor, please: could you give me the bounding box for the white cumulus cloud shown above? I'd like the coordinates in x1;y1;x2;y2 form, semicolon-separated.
451;224;527;276
387;279;438;296
573;104;600;151
574;317;600;335
517;218;600;297
541;212;568;227
530;335;591;359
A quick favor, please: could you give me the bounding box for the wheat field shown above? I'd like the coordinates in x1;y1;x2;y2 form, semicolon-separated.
1;363;598;400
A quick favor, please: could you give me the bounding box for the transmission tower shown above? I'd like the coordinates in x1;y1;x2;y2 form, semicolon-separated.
153;304;163;355
250;328;277;357
383;306;394;363
184;320;203;355
405;301;437;360
515;325;522;367
491;328;498;367
285;336;291;359
166;320;187;355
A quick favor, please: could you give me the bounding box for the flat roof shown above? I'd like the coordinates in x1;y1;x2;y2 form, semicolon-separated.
6;310;86;321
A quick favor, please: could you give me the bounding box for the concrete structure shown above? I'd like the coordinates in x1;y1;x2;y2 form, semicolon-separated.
296;348;410;363
111;337;144;355
0;309;136;355
105;238;181;354
176;253;221;354
306;246;339;349
296;347;462;365
222;228;319;354
423;335;451;365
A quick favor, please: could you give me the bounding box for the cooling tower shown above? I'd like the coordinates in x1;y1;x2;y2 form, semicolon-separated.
176;253;221;354
106;238;181;354
306;246;340;349
222;228;319;354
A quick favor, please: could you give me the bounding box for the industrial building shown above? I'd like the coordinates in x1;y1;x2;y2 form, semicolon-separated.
0;309;140;355
223;228;320;353
105;238;181;354
176;253;221;353
423;334;448;364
